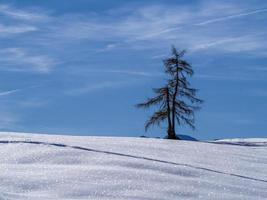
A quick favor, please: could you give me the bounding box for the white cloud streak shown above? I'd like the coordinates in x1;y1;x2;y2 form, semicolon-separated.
2;2;267;54
196;7;267;26
1;1;267;78
0;89;20;97
17;99;48;108
191;33;267;53
0;4;49;21
0;48;56;73
46;3;267;55
0;24;37;34
0;85;43;97
87;69;163;77
66;81;129;96
105;69;163;77
195;73;264;81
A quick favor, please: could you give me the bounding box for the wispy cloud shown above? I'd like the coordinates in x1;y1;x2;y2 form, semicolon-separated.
195;7;267;26
195;73;263;81
0;48;56;73
0;24;37;35
192;37;242;51
105;69;163;77
0;4;49;21
0;4;47;37
17;99;49;108
0;85;43;97
0;89;20;97
191;33;267;53
46;3;267;55
1;1;266;81
2;2;267;58
0;1;266;135
85;69;163;77
0;4;55;73
0;85;47;129
66;81;129;96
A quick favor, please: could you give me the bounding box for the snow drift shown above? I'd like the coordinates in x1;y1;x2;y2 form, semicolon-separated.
0;132;266;200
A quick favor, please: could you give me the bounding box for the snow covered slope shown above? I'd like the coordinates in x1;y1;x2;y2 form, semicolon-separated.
214;138;267;147
0;132;266;200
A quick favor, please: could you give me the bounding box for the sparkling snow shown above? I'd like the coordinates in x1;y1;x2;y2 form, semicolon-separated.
0;132;266;200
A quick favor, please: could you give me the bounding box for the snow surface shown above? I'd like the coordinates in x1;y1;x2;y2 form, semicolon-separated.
0;132;266;200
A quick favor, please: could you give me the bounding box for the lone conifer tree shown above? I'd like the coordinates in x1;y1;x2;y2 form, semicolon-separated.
137;46;203;139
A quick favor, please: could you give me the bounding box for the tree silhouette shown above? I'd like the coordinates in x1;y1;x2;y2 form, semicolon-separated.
137;46;203;139
136;86;172;132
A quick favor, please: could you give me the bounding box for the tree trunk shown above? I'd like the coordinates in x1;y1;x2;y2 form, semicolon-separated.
166;87;173;138
171;66;179;139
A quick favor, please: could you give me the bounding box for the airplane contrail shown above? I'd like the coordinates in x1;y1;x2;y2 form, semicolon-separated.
0;89;20;96
196;7;267;26
0;85;42;97
135;7;267;40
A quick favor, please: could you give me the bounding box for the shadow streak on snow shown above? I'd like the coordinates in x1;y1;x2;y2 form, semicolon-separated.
210;141;267;147
0;140;267;184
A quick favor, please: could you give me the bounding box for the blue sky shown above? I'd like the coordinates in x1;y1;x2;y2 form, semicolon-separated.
0;0;267;140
